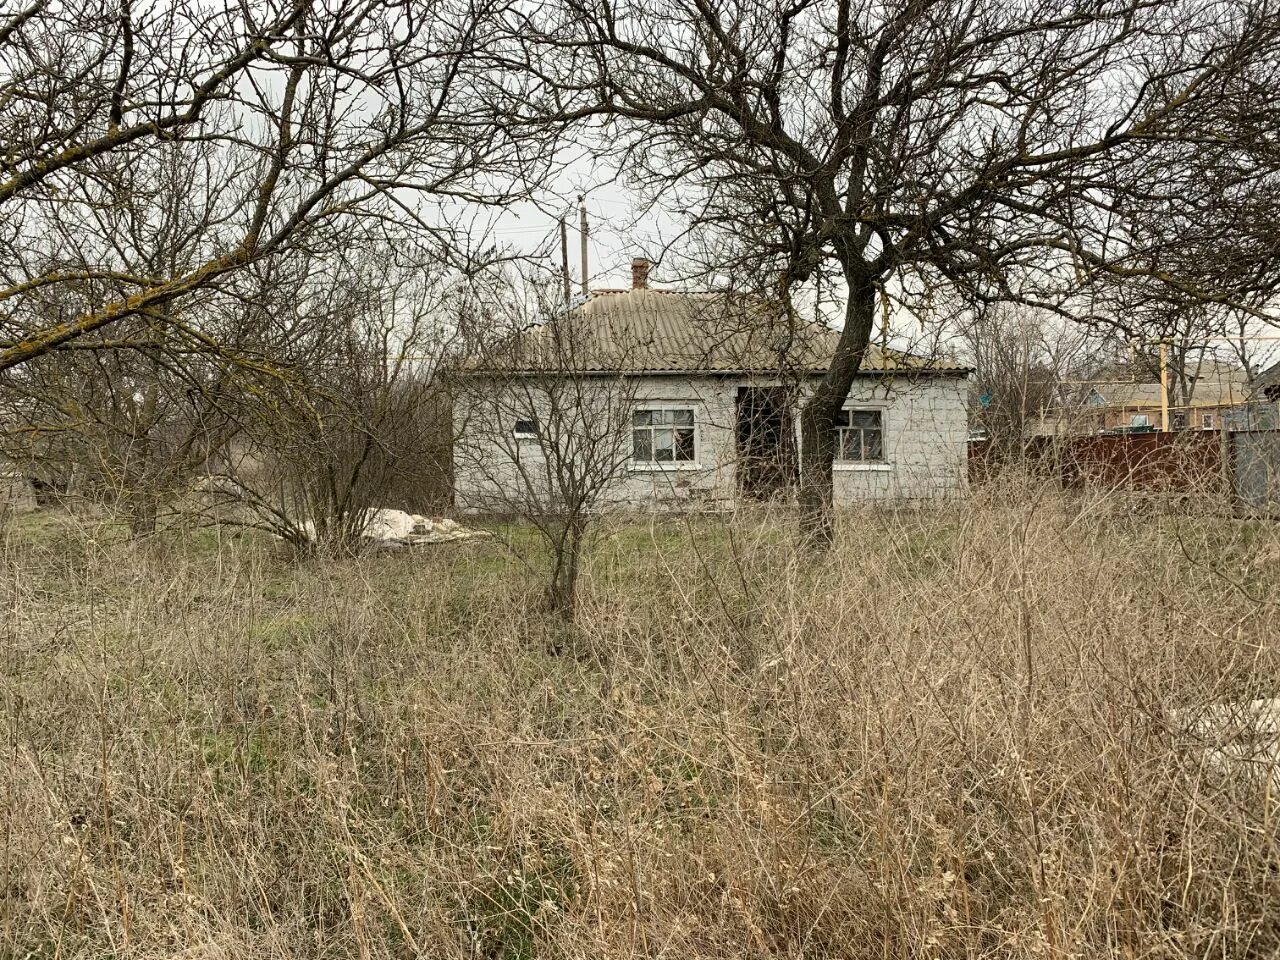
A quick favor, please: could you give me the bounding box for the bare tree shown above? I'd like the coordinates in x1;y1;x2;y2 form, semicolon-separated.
514;0;1280;540
1222;313;1280;384
0;0;550;371
964;306;1093;454
452;274;641;621
0;0;554;535
1;219;459;545
1088;286;1277;419
0;341;248;534
203;243;458;553
0;135;268;531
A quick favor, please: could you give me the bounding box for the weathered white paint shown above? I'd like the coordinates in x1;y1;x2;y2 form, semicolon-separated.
826;375;970;502
452;372;969;512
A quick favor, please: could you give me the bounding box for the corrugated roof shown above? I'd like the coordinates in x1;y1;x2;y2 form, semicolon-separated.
467;288;970;375
1088;375;1251;409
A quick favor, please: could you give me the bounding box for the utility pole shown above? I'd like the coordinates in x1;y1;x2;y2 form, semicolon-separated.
578;196;589;299
1125;332;1280;435
1159;341;1170;432
559;216;571;308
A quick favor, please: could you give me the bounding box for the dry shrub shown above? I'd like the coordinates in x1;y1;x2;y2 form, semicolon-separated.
2;484;1278;958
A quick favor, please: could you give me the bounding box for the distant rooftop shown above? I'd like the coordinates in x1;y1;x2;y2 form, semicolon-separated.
1086;380;1251;409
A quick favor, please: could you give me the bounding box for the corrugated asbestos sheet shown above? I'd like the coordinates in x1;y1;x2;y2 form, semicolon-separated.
467;288;971;376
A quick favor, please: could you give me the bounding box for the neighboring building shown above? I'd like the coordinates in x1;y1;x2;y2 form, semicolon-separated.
1070;363;1266;434
453;259;971;512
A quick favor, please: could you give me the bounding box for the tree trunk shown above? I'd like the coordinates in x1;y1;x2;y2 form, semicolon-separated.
127;490;159;537
127;371;162;538
545;516;585;623
797;403;837;544
797;273;878;547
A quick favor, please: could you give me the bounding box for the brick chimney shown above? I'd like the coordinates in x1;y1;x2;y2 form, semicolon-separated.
631;257;650;290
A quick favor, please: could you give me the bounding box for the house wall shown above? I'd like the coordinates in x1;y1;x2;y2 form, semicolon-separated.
1094;402;1269;433
452;372;969;513
823;375;970;502
452;375;738;513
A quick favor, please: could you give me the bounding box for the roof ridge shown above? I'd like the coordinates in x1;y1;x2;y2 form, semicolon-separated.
588;287;722;297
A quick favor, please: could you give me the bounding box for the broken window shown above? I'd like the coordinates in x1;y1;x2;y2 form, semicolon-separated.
633;408;696;463
835;409;884;462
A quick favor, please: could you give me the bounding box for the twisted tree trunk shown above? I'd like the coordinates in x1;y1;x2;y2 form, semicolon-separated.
797;273;878;547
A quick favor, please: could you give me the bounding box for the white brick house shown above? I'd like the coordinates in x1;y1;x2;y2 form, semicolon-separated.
453;262;970;512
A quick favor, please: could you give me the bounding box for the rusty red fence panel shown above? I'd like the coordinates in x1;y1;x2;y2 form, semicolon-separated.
969;433;1225;492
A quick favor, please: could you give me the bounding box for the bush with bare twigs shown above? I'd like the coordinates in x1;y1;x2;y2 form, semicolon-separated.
2;477;1278;959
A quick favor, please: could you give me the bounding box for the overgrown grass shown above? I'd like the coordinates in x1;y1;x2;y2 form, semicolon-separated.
3;484;1279;958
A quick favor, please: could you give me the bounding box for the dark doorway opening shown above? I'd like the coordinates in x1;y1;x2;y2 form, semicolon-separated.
736;386;798;500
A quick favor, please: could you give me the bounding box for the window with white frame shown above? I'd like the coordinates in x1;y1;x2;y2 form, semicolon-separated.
834;409;884;462
1201;412;1214;430
513;417;539;439
632;408;696;463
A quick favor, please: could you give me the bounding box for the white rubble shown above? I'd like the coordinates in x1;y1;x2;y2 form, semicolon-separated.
300;508;491;547
1170;697;1280;787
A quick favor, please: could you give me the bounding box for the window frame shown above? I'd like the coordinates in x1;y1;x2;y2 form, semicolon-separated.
630;404;701;470
832;405;890;471
1201;412;1214;430
512;416;540;440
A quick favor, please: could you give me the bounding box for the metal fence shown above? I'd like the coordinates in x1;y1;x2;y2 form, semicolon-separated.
969;433;1226;491
969;431;1280;511
1231;431;1280;511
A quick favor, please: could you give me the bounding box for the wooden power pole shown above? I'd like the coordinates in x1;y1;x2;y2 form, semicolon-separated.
578;196;589;299
559;216;571;308
1159;341;1170;431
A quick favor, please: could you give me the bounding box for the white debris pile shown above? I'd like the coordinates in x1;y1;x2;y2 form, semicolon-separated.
1171;697;1280;786
364;509;491;545
300;509;491;547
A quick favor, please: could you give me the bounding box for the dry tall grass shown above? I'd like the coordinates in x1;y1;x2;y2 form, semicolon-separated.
2;483;1279;958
